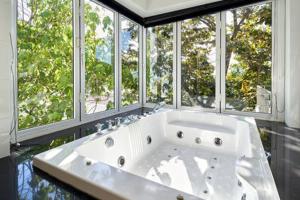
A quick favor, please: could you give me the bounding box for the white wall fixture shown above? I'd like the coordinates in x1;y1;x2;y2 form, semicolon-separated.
0;0;12;158
285;0;300;128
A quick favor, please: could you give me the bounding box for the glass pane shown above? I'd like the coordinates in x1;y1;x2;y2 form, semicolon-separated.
121;17;139;106
225;3;272;113
181;15;217;108
17;0;74;130
146;24;174;104
84;1;115;114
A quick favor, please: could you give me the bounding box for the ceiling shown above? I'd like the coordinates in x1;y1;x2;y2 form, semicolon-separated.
115;0;222;17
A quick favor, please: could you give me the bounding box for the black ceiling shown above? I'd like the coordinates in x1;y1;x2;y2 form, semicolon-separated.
97;0;267;27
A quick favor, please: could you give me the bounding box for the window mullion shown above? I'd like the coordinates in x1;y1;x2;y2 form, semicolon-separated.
176;21;182;109
220;11;226;113
115;12;121;112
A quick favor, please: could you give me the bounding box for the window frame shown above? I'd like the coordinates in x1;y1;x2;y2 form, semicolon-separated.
220;1;276;120
177;13;222;112
80;1;119;122
13;0;280;142
143;22;177;109
119;15;143;111
15;0;81;141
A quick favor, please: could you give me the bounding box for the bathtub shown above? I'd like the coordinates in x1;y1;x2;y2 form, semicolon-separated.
33;110;279;200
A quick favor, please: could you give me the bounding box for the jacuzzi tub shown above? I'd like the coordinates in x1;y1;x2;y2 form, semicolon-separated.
33;110;279;200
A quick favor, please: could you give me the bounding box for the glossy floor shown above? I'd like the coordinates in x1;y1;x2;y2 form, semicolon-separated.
0;117;299;200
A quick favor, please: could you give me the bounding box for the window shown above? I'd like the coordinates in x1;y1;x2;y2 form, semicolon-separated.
17;0;74;130
146;24;174;104
181;15;217;109
120;17;139;106
84;1;115;114
224;3;272;113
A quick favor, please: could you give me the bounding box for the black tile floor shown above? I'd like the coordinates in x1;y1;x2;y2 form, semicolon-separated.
0;117;299;200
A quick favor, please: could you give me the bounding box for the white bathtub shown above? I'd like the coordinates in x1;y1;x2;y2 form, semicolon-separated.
33;110;279;200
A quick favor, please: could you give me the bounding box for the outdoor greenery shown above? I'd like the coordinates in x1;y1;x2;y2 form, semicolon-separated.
17;0;272;130
225;3;272;112
121;17;139;106
17;0;74;130
84;2;115;113
146;24;174;104
181;15;216;108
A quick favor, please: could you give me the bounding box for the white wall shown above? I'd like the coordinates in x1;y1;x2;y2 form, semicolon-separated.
0;0;12;158
285;0;300;128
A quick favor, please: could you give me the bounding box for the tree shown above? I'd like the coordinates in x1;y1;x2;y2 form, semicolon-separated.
225;3;272;112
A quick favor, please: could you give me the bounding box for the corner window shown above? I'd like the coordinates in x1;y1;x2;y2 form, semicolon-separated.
225;3;272;113
17;0;74;129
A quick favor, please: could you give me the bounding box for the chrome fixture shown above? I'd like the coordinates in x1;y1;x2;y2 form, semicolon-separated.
106;120;114;130
153;101;166;112
124;115;138;125
105;137;114;148
118;156;125;167
177;131;184;138
95;123;104;135
195;137;201;144
115;117;122;127
214;137;222;146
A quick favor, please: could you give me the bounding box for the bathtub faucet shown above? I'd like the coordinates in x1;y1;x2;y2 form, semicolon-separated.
95;123;104;135
106;120;114;130
153;101;166;112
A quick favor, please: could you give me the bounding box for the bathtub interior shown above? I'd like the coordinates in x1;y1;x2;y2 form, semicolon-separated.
75;110;257;199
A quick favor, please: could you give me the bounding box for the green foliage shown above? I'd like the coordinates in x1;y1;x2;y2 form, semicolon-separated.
17;0;272;130
17;0;74;129
181;15;216;108
84;2;115;113
225;3;272;112
146;24;174;104
121;18;139;106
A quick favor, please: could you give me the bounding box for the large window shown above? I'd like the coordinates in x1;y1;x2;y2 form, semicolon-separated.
181;15;217;109
146;24;174;104
84;1;115;114
225;3;272;113
16;1;274;136
120;17;139;106
17;0;74;130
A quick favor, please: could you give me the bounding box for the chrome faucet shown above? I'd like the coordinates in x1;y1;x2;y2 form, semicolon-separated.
95;123;104;135
115;117;122;127
106;119;114;130
153;101;166;112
